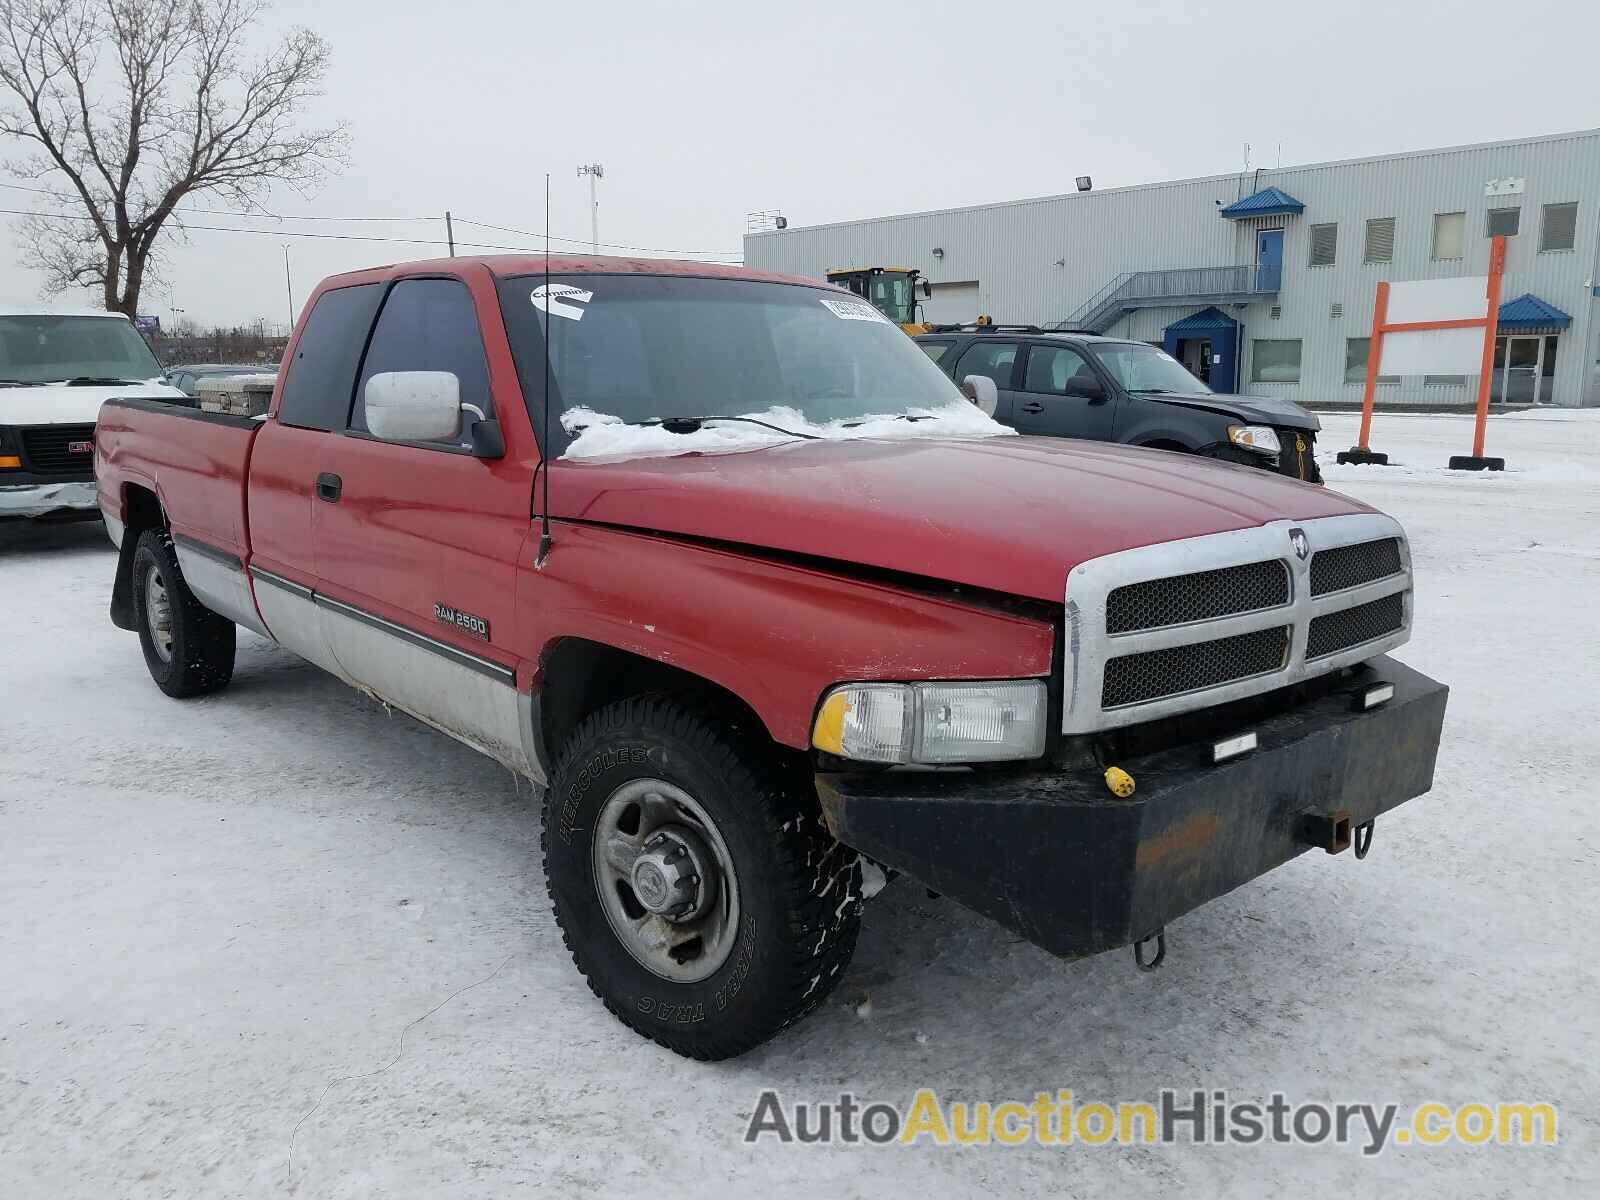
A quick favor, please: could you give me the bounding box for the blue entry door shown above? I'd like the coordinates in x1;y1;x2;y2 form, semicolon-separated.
1256;229;1283;291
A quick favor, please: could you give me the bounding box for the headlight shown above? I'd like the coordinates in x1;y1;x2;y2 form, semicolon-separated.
1227;425;1280;455
812;680;1048;764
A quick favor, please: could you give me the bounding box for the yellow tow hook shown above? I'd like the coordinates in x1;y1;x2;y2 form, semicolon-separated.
1104;765;1135;798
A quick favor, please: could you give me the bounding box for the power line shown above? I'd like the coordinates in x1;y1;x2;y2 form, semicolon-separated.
0;184;739;259
0;205;743;262
0;179;435;222
454;216;741;256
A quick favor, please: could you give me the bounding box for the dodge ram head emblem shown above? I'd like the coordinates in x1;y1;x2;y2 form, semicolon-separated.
1289;529;1310;561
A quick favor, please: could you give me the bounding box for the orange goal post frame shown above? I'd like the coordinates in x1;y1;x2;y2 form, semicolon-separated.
1353;234;1507;465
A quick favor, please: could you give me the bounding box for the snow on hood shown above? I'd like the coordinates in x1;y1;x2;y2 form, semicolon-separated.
0;379;184;426
559;401;1015;461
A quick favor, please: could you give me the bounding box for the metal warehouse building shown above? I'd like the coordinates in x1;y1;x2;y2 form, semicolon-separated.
745;128;1600;408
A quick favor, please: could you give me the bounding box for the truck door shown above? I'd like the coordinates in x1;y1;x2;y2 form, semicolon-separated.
1011;343;1116;440
308;273;535;774
247;282;385;681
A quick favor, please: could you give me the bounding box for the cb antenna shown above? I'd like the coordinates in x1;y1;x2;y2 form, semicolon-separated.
536;171;554;566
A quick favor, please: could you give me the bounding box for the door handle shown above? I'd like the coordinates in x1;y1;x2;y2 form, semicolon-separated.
315;472;342;503
1019;401;1045;414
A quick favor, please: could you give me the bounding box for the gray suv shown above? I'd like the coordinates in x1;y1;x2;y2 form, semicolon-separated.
916;327;1321;482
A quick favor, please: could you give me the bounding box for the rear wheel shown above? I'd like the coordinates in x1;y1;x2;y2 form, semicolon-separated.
131;529;235;697
542;695;862;1060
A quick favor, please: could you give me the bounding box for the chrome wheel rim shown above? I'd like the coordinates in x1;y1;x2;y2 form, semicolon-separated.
145;566;174;662
591;778;741;983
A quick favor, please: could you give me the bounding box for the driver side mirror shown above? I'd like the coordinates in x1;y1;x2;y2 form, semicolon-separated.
961;374;998;417
1065;376;1106;401
921;279;933;299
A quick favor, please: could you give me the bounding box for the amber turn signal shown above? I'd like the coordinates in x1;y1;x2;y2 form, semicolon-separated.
0;454;23;470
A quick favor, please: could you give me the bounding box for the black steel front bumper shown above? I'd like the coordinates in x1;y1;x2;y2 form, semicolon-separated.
815;655;1446;959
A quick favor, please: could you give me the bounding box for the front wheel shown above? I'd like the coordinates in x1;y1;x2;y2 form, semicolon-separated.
130;529;236;697
542;695;862;1060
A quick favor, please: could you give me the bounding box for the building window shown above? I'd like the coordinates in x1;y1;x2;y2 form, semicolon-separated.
1364;217;1395;263
1540;202;1578;252
1485;207;1520;237
1309;223;1337;267
1252;339;1302;383
1423;375;1467;386
1432;211;1466;261
1344;338;1399;385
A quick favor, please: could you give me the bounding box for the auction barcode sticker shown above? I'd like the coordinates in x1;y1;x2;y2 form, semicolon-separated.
820;297;889;323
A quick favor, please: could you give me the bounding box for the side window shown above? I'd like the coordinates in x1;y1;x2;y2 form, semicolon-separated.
1022;345;1093;395
353;278;491;447
918;340;955;365
953;341;1019;389
277;283;384;430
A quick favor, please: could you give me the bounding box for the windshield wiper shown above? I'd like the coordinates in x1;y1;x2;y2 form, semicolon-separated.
1127;387;1179;394
0;378;43;386
54;376;149;386
839;412;936;428
627;415;820;440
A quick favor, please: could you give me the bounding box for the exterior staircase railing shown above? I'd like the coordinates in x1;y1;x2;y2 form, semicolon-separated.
1049;264;1280;333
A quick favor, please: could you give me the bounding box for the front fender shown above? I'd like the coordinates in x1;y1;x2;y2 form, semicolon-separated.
518;523;1056;750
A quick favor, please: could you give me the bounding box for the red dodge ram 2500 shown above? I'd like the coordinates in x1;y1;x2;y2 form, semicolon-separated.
95;256;1447;1060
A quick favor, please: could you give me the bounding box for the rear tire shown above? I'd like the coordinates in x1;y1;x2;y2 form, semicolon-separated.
542;695;862;1060
131;528;235;697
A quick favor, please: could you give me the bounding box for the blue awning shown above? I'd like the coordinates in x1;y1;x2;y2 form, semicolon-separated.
1219;187;1305;219
1164;306;1239;334
1497;293;1570;332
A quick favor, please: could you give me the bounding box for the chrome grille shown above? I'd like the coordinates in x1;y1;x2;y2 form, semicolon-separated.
1306;592;1406;660
1062;514;1413;735
1106;559;1289;635
1102;626;1291;709
1309;537;1402;596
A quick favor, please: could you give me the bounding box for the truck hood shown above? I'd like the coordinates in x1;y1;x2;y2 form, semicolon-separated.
1142;391;1321;432
551;435;1368;603
0;380;184;426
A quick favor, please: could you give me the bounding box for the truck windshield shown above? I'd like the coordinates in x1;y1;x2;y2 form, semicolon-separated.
1089;343;1210;394
496;274;966;454
0;315;163;385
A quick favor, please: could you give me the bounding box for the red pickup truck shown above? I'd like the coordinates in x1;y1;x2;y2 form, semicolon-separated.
95;256;1447;1060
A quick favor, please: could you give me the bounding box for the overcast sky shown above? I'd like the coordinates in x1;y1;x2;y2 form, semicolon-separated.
4;0;1599;327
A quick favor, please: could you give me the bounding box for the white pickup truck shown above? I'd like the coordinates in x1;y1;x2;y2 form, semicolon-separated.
1;309;185;523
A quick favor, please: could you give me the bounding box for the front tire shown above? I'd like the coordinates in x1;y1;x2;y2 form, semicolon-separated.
130;528;236;697
542;695;862;1060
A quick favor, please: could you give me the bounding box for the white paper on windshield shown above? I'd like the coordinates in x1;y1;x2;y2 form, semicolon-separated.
819;297;889;323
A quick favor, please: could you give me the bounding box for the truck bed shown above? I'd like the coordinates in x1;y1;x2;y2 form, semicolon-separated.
95;397;261;562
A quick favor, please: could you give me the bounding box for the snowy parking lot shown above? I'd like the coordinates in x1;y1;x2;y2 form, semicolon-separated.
2;409;1596;1197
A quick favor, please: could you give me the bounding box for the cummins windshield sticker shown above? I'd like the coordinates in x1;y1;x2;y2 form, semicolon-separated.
819;297;889;323
531;283;594;320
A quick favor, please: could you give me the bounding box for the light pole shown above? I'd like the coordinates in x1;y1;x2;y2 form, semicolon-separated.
577;163;604;253
282;243;295;330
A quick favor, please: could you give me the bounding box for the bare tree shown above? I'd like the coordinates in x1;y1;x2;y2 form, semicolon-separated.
0;0;346;316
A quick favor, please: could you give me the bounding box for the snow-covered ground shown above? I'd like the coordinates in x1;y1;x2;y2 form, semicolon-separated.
2;410;1596;1198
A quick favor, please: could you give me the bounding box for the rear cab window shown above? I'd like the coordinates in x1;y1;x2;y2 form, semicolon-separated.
917;339;956;366
276;283;385;430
